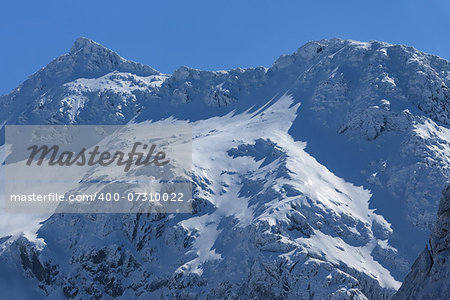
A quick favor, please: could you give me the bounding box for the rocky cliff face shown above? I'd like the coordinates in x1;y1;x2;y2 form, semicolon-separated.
393;185;450;299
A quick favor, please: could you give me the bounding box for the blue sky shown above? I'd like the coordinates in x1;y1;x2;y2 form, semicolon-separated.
1;0;449;95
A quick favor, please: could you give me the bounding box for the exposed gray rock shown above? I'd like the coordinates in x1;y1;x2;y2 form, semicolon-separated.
393;185;450;299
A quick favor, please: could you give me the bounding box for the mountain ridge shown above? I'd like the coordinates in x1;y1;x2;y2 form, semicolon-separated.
0;37;449;299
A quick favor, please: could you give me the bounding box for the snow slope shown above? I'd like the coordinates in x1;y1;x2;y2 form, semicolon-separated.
0;37;449;299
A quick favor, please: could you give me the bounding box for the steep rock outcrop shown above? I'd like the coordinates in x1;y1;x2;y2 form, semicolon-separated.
393;185;450;299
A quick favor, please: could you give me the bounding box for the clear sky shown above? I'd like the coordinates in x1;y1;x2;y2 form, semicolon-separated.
1;0;449;95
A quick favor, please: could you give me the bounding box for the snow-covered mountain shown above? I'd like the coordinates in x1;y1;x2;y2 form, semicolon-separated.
0;37;449;299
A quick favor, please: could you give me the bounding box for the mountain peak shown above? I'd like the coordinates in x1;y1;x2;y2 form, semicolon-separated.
3;38;158;98
65;37;158;77
70;37;106;54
